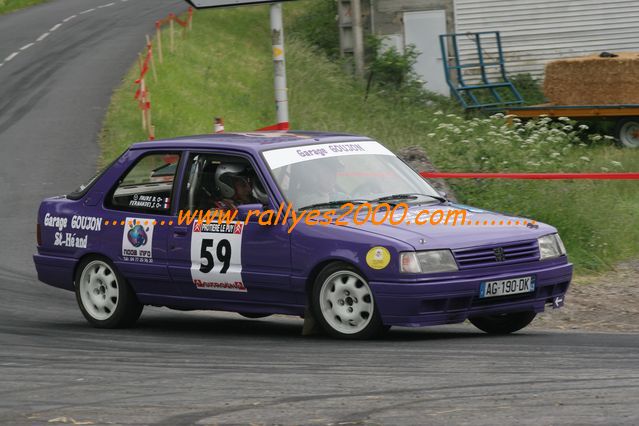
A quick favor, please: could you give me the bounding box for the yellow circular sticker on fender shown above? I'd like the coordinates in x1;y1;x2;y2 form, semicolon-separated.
366;246;391;270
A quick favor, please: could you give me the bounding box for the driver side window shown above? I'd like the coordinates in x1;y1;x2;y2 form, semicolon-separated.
181;154;269;212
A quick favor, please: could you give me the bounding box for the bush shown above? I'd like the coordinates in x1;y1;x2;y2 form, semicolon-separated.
287;0;340;59
510;73;546;105
426;113;614;172
366;37;419;89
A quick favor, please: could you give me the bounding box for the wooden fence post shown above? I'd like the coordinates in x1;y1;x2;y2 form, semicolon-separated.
146;92;152;138
155;21;163;64
140;79;147;130
146;35;157;82
169;14;175;53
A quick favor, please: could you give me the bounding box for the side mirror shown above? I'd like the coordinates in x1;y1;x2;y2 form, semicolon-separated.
236;203;266;222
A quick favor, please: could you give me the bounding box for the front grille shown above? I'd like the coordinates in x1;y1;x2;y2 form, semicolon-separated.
453;240;539;270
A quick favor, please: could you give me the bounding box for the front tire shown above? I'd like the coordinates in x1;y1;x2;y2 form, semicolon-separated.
75;257;143;328
311;262;383;339
469;311;536;335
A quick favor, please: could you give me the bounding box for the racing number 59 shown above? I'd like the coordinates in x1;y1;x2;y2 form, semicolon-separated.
199;239;231;274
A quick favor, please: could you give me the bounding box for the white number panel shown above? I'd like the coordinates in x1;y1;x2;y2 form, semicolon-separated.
190;221;246;292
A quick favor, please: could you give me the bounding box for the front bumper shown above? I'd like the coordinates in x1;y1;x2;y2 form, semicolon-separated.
370;260;573;327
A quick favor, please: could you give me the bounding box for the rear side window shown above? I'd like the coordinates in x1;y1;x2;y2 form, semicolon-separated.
108;153;181;214
67;154;123;200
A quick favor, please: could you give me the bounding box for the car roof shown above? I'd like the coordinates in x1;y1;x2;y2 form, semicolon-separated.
130;131;374;153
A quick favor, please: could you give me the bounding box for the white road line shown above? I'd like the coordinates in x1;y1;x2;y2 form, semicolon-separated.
5;52;19;62
1;1;127;74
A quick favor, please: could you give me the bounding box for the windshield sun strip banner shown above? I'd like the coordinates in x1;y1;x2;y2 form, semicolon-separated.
262;141;395;169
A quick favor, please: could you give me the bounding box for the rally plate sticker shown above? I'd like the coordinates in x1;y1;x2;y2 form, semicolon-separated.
190;221;246;292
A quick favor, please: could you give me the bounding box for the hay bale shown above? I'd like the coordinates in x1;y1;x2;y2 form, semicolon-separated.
544;52;639;105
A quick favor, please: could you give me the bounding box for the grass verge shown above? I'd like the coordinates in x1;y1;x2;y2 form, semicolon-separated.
100;1;639;272
0;0;47;15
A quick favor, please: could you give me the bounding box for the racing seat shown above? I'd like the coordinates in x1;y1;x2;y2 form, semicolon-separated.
196;162;220;211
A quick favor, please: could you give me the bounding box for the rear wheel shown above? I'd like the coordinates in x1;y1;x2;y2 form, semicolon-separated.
616;118;639;148
75;257;143;328
312;262;383;339
469;311;536;335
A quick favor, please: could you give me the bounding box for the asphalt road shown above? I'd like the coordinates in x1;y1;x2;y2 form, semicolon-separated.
1;1;638;425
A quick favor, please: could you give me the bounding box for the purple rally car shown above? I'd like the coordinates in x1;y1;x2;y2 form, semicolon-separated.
34;132;572;339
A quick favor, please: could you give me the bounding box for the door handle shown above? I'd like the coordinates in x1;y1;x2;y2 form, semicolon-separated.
173;227;189;237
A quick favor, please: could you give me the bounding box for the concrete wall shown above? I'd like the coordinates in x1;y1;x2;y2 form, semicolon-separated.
370;0;454;43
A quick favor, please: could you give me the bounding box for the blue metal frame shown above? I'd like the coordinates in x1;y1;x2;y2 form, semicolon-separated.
439;31;524;110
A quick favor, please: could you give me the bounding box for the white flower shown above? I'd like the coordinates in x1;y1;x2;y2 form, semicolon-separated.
578;124;589;130
579;156;591;162
550;152;561;158
434;111;444;115
611;160;623;167
427;133;436;138
600;167;609;172
558;116;570;122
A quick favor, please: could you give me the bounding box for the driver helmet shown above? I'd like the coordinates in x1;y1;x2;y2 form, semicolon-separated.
215;163;248;198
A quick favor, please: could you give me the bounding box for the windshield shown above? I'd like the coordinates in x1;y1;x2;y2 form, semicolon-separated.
263;140;441;209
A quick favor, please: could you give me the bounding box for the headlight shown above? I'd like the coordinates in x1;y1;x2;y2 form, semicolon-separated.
538;233;566;260
400;250;458;273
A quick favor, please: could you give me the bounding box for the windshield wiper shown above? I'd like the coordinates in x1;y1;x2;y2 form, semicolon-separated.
298;199;369;211
372;193;447;204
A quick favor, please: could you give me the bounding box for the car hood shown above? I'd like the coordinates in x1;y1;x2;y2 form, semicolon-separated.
338;203;556;250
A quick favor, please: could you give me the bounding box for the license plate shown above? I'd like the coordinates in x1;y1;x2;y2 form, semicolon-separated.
479;276;535;298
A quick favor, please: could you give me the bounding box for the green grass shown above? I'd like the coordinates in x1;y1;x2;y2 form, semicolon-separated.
100;1;639;272
0;0;47;14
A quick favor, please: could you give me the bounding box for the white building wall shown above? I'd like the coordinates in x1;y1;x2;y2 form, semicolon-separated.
453;0;639;81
